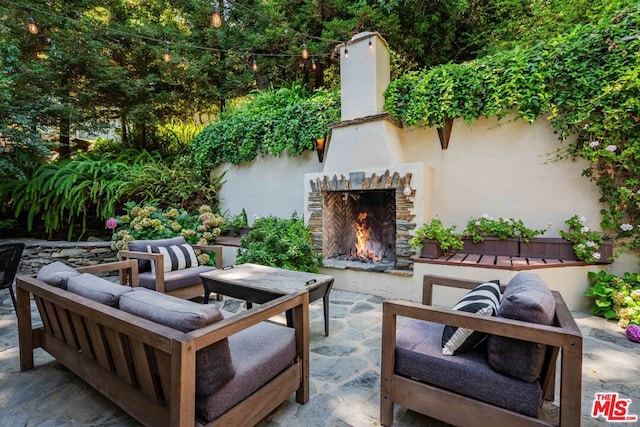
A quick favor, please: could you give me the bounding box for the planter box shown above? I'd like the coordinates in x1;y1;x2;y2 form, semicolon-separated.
519;238;613;263
461;237;519;257
520;238;577;260
419;240;446;259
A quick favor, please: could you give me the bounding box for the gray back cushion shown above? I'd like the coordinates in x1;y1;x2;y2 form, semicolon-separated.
36;261;80;290
119;288;235;394
67;273;134;307
127;236;187;273
487;272;556;382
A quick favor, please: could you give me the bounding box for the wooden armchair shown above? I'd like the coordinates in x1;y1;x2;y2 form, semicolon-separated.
118;236;223;302
380;274;583;427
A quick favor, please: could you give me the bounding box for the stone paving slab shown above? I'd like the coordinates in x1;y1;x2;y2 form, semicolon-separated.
1;288;638;426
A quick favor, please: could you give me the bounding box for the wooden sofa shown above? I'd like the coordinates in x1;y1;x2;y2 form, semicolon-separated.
380;273;583;427
16;260;309;427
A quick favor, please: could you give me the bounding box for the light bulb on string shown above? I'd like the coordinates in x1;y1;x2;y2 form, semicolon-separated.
344;46;349;59
368;36;373;51
163;42;171;62
211;1;222;28
311;59;316;70
252;56;258;72
28;17;38;34
301;42;309;60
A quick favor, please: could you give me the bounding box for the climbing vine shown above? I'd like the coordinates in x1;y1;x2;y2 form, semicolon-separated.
191;84;340;173
384;4;640;251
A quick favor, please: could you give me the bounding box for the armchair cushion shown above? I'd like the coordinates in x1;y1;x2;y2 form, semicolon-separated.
441;280;501;355
119;288;235;395
487;272;556;382
148;243;199;273
138;264;217;292
36;261;80;290
396;318;543;417
67;273;133;307
128;237;187;273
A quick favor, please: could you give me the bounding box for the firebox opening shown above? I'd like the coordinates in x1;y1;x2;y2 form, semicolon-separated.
323;189;396;269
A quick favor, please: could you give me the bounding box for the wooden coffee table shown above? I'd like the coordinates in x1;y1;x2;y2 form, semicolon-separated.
200;263;335;336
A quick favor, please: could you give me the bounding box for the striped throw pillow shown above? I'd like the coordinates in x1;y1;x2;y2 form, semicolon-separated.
441;281;501;356
147;243;199;273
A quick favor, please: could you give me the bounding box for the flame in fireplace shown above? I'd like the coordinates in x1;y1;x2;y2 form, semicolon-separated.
353;212;382;261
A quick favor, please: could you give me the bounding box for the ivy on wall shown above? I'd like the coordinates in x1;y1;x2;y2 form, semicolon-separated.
384;5;640;251
191;84;340;172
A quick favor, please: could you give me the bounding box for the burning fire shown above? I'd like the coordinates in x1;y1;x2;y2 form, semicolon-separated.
352;212;382;261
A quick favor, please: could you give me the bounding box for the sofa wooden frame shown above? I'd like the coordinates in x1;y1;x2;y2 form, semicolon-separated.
118;243;223;300
380;274;583;427
16;260;309;427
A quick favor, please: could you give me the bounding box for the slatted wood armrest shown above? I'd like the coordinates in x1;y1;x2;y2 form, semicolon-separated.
118;250;166;291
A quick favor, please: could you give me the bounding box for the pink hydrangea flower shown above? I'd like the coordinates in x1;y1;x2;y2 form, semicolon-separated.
626;325;640;343
106;218;118;229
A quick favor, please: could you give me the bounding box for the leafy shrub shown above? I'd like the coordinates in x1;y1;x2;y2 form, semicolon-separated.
235;213;323;273
585;270;640;328
1;149;222;239
110;203;224;265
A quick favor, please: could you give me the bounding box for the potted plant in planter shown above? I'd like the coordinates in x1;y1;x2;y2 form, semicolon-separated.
410;218;464;259
462;214;547;257
556;215;613;263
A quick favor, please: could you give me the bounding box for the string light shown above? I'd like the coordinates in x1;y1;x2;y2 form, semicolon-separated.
163;42;171;62
368;36;373;50
301;41;309;59
4;0;357;64
211;1;222;28
27;16;38;34
311;59;316;70
344;46;349;59
252;56;258;71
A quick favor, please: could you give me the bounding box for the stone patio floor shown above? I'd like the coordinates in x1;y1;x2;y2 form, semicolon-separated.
1;288;638;426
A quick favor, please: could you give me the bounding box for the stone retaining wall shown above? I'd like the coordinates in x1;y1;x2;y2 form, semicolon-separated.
4;239;118;276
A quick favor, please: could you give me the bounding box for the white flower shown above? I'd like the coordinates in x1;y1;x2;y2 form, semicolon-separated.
514;230;521;236
583;123;590;130
579;216;587;222
592;252;601;260
605;145;617;152
637;189;640;195
589;140;600;147
577;243;585;249
580;226;590;233
475;220;481;226
482;213;490;219
621;223;634;232
586;240;596;247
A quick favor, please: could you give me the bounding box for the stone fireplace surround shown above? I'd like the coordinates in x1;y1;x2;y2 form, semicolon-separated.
306;168;418;270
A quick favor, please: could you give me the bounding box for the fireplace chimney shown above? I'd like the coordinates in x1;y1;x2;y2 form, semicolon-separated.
339;32;390;121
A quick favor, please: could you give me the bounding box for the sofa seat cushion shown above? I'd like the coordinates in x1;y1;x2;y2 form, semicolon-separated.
119;288;235;395
487;272;556;382
196;320;297;422
395;319;543;418
128;236;187;273
36;261;80;290
138;265;217;292
67;273;133;307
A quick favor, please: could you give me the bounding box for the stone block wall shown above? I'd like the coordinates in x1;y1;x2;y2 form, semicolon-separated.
6;239;118;276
